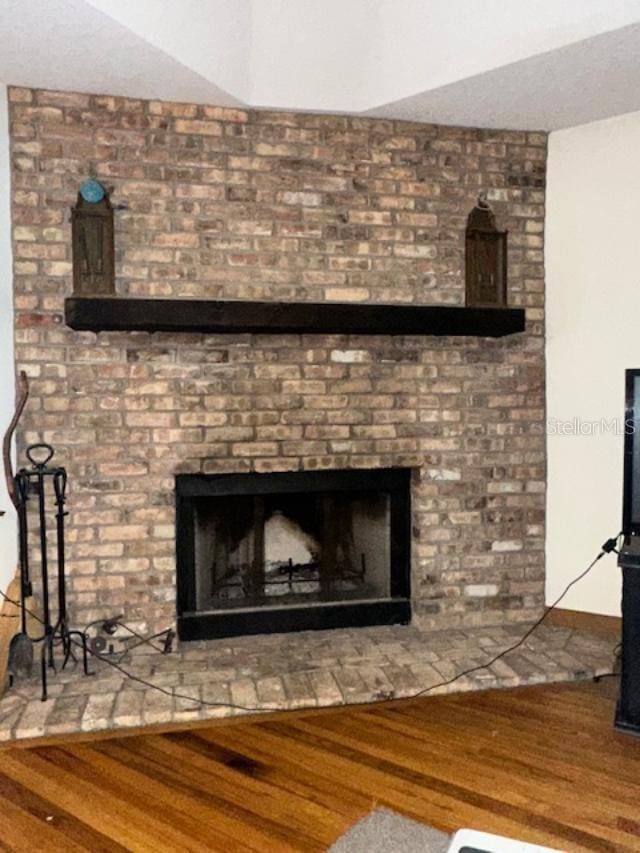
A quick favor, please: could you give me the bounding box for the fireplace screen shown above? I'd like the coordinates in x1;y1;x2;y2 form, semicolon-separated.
176;468;411;639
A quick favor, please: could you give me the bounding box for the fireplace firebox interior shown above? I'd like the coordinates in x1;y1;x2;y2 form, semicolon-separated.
176;468;411;639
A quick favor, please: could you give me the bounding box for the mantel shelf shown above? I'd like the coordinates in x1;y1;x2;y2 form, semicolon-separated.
64;297;525;338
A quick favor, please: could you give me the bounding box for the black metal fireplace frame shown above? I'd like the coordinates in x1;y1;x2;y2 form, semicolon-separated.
175;468;412;640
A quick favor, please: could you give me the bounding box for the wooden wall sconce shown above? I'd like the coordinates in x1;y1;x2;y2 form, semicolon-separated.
71;180;115;296
465;192;507;307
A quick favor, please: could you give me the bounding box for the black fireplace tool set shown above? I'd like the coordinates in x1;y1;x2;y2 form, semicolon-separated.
10;442;92;700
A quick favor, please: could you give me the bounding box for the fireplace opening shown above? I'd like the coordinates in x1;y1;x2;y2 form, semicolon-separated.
176;468;411;639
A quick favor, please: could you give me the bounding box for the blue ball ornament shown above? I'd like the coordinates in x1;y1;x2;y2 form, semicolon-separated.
79;179;105;204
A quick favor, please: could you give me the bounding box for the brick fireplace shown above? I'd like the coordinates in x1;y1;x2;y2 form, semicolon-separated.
9;86;546;637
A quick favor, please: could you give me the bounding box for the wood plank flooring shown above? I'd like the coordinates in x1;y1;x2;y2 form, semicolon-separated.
0;679;638;852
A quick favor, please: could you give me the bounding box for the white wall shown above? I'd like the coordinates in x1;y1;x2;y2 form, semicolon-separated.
545;109;640;615
0;83;16;593
249;0;372;111
85;0;251;103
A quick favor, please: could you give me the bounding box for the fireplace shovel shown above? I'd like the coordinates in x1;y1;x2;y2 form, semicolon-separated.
2;372;34;684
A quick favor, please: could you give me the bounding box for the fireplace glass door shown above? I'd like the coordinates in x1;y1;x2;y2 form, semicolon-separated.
176;468;411;639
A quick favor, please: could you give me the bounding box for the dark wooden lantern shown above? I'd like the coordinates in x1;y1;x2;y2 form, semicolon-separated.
465;192;507;307
71;183;115;296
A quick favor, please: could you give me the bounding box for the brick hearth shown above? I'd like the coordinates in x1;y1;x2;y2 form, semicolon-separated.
0;624;614;742
9;86;546;636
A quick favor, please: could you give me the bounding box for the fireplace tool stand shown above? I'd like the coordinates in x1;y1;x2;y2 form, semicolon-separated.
14;443;92;701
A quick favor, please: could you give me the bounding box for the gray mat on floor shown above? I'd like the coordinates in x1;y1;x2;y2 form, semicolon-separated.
329;808;450;853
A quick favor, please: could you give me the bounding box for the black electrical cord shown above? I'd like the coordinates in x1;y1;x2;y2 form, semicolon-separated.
111;625;173;663
0;534;621;716
409;533;622;699
83;614;176;662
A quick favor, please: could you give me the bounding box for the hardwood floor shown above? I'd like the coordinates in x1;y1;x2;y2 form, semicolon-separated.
0;679;638;852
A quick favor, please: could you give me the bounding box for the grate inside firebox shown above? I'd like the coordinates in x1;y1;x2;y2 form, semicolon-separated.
193;491;390;611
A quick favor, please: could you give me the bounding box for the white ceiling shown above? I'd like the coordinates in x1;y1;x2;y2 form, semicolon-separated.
2;0;640;130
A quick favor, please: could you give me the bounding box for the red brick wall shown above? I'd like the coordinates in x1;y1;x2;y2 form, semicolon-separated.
9;86;546;633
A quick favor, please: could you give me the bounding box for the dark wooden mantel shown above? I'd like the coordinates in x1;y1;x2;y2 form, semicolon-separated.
64;297;525;337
